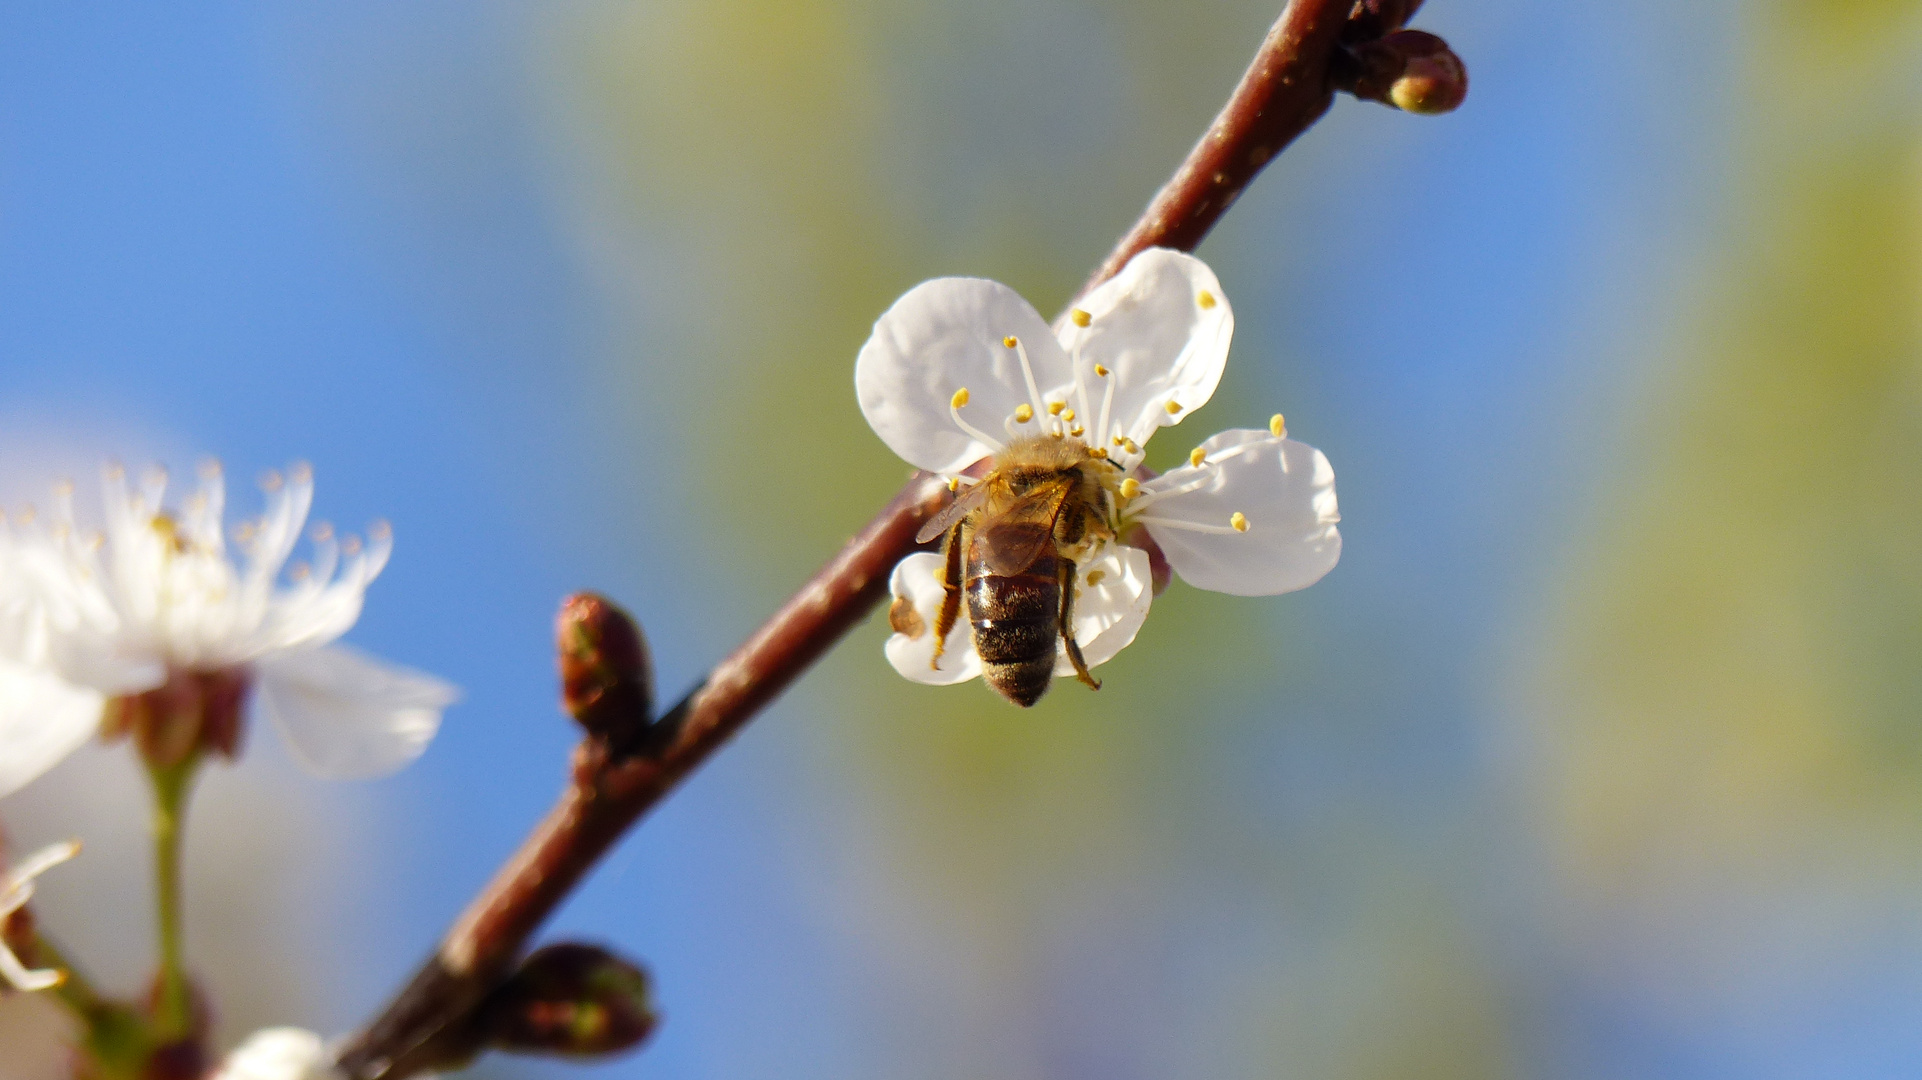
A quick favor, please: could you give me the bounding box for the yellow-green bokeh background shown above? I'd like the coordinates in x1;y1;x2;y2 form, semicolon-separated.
2;1;1920;1078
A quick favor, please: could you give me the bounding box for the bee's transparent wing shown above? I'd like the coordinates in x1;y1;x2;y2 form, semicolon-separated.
975;483;1074;576
915;482;991;545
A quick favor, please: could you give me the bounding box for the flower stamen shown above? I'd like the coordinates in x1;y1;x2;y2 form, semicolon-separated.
948;387;1008;452
1097;371;1119;455
1130;515;1244;535
1004;336;1049;423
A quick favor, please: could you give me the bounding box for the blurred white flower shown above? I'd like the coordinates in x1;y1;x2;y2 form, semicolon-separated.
0;840;79;992
856;248;1342;691
209;1028;345;1080
0;462;458;795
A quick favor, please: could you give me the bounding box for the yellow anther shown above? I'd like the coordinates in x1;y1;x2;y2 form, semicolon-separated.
1112;435;1126;446
947;477;960;493
1166;399;1182;414
1230;512;1249;532
1190;447;1206;468
1086;570;1106;586
951;388;970;409
1090;446;1108;459
1198;290;1217;310
1061;408;1075;422
1048;401;1066;416
1014;403;1035;423
1003;336;1018;348
1119;478;1140;499
1069;425;1085;437
1070;309;1092;328
1270;413;1286;437
1123;438;1141;455
1093;364;1110;377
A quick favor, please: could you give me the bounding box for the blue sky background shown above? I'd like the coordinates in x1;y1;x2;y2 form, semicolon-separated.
2;2;1919;1079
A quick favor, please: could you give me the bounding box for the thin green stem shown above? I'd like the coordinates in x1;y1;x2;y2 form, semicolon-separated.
148;756;200;1040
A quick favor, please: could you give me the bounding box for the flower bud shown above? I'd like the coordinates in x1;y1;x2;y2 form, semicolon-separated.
556;594;653;742
1385;32;1468;114
479;943;658;1059
1332;29;1468;116
101;668;251;770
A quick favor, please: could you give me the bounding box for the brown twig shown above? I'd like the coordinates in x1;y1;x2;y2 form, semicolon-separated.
1075;0;1352;299
333;2;1449;1075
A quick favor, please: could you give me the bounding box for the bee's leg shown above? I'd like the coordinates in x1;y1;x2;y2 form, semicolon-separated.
931;522;965;667
1058;557;1100;690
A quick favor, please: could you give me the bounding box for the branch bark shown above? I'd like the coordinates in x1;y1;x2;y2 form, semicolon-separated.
334;3;1387;1075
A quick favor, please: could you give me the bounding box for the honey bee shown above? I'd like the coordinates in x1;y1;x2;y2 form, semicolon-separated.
911;435;1123;707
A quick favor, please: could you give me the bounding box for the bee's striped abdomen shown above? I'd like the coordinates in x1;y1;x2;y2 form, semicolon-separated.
966;525;1059;707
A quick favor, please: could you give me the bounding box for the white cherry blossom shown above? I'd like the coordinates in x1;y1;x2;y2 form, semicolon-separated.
856;247;1341;692
210;1028;352;1080
0;462;457;796
0;839;79;992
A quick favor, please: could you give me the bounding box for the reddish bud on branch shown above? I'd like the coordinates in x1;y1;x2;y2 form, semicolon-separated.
478;943;657;1059
1331;29;1468;115
557;594;653;745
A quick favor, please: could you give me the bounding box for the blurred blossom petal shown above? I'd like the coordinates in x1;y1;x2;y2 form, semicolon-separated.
209;1028;350;1080
0;840;80;992
0;464;454;784
255;645;459;781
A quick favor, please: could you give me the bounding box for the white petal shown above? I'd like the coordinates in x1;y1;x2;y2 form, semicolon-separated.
0;660;105;798
211;1028;340;1080
0;942;63;992
882;552;981;685
43;637;166;699
856;278;1076;474
1055;544;1154;676
0;840;81;991
254;645;458;780
1064;249;1231;449
1138;429;1341;597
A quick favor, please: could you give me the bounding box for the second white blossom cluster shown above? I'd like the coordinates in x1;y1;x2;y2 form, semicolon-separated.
0;461;457;796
